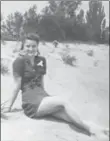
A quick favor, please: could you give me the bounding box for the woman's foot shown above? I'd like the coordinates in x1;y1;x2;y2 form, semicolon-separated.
1;113;8;120
103;128;109;136
87;122;109;140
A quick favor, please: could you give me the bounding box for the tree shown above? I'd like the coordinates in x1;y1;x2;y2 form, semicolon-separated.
2;12;23;40
100;18;106;39
40;1;81;41
72;9;88;41
12;12;23;39
44;1;81;18
1;14;6;43
38;15;65;41
48;1;58;15
1;14;4;33
23;5;40;34
76;9;85;25
3;14;15;37
86;0;105;41
42;6;50;15
59;1;81;18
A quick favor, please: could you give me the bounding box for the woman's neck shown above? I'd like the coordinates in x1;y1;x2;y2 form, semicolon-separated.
25;55;35;66
24;53;38;65
30;56;35;65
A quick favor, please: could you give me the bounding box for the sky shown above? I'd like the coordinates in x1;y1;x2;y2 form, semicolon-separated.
1;1;109;26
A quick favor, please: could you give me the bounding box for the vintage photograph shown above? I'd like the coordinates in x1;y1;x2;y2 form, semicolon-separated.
1;1;109;141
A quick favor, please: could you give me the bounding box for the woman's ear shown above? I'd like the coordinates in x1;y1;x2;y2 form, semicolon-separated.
35;49;40;56
38;50;40;55
21;42;24;50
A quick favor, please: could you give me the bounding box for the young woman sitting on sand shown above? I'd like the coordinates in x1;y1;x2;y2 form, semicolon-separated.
3;33;108;139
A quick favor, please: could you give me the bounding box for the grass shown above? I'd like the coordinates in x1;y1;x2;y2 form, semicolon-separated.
1;112;8;120
1;102;8;120
1;63;9;75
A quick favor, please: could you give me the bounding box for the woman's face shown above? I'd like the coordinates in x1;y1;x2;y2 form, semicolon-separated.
23;39;39;56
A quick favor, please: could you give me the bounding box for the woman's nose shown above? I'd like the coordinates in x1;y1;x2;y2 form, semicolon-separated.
28;47;33;51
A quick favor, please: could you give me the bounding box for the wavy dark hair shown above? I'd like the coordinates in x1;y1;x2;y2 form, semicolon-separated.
21;33;40;50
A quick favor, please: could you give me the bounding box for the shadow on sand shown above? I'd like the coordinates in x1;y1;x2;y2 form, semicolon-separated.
2;108;91;136
34;115;91;137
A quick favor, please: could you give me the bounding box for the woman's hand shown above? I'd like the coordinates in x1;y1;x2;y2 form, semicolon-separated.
2;107;11;113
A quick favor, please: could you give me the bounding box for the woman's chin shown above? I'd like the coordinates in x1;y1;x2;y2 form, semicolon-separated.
27;53;35;57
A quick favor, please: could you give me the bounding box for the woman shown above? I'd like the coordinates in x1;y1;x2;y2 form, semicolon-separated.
4;33;108;139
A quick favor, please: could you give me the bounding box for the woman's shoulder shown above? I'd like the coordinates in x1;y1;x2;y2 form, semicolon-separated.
12;55;25;76
13;54;25;66
37;55;46;61
14;50;27;61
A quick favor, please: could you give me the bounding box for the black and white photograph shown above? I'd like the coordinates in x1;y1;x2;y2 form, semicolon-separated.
1;1;109;141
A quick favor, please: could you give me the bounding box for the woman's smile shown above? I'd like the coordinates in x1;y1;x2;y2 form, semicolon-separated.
24;39;38;56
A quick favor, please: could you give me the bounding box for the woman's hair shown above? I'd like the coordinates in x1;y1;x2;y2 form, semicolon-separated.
21;33;40;50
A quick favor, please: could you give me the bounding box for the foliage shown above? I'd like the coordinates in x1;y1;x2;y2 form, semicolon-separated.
87;50;94;57
86;1;106;42
60;48;77;67
1;1;109;44
23;5;40;34
1;63;9;75
2;12;23;40
62;54;77;67
53;40;59;48
1;102;8;120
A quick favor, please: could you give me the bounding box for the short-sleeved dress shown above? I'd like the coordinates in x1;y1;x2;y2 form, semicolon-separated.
13;54;49;118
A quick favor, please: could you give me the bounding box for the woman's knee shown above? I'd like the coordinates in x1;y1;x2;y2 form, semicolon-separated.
36;97;64;117
58;98;67;109
63;100;71;110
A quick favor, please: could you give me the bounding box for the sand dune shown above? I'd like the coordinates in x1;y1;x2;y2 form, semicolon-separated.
1;41;109;141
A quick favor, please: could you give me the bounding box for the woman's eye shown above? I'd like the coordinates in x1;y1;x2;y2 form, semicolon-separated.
32;45;36;48
26;45;30;48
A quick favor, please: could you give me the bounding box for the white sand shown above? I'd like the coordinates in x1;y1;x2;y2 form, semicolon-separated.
1;41;109;141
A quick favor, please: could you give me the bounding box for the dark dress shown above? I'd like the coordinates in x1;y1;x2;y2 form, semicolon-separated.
13;54;49;118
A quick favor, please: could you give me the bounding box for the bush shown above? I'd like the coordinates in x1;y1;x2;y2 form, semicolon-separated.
65;44;69;48
1;103;8;120
87;50;94;57
53;40;59;48
42;41;46;45
94;60;99;67
1;61;9;75
13;48;19;54
1;40;6;45
61;54;77;67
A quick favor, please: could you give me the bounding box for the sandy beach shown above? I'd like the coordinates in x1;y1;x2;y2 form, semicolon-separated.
1;41;109;141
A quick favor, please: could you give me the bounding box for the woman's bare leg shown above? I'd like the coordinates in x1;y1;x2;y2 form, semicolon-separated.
53;104;109;137
37;96;65;117
36;96;109;138
52;102;92;135
36;96;92;135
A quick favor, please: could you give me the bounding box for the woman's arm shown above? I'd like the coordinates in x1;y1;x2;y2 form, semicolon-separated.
5;57;24;112
7;76;22;111
41;76;44;89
